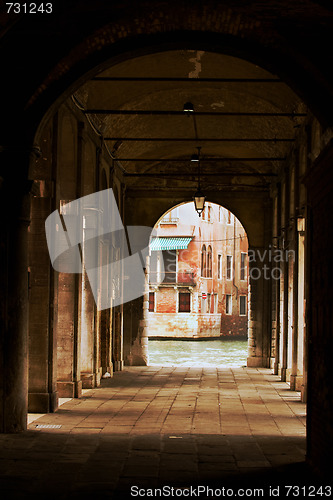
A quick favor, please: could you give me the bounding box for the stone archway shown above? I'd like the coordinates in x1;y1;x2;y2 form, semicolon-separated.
145;201;250;368
1;1;333;479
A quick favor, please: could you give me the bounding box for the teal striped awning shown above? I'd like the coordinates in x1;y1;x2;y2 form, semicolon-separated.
150;237;193;251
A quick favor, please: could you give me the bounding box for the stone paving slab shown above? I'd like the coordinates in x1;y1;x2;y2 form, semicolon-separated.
0;366;322;500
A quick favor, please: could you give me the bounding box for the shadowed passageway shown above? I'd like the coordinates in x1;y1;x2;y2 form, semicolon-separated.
0;367;310;499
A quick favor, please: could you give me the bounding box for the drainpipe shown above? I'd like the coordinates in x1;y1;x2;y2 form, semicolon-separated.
233;217;238;299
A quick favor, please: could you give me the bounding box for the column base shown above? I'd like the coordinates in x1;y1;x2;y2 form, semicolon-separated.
301;383;307;403
28;391;58;413
290;374;304;391
81;371;102;388
269;357;275;370
81;372;95;389
247;356;270;368
114;360;124;371
285;367;292;384
273;360;280;375
57;381;82;398
280;367;287;381
95;369;101;387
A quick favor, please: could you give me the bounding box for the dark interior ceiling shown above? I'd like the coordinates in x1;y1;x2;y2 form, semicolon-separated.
73;50;307;193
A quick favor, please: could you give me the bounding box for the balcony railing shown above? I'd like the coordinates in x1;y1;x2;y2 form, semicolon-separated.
159;217;179;225
149;271;195;286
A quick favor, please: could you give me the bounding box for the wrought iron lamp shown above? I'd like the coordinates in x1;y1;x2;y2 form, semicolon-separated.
192;147;206;216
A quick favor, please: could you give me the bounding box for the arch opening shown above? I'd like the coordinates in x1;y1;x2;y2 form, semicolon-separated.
26;45;311;399
3;1;333;487
147;202;249;368
7;26;326;484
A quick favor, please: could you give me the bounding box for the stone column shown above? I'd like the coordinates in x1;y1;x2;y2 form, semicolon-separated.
280;251;289;382
113;306;124;371
55;200;82;399
28;183;58;412
247;247;271;368
280;170;290;382
56;264;82;398
56;113;83;398
303;139;333;478
109;246;124;371
290;230;299;391
295;218;306;394
80;212;98;388
273;185;282;375
100;307;112;376
28;117;59;411
0;147;32;432
129;261;149;366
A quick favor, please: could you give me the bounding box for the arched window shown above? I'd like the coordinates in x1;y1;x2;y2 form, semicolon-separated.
201;245;206;277
207;245;212;278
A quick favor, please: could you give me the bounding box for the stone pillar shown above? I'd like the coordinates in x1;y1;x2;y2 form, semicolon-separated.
27;117;59;412
56;268;82;398
28;186;58;412
56;112;82;398
123;297;144;366
280;170;290;382
0;146;32;432
295;219;306;394
290;230;299;391
273;185;282;375
286;252;294;383
80;212;98;388
109;246;124;371
113;306;124;371
280;251;289;382
123;300;133;366
100;307;113;376
304;140;333;477
3;205;30;431
247;248;271;367
127;258;149;366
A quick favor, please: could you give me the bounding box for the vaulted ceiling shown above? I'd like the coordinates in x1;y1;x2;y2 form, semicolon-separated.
74;50;307;193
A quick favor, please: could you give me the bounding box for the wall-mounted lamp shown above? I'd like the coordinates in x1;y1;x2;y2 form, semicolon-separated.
192;147;206;217
297;216;305;233
183;102;194;115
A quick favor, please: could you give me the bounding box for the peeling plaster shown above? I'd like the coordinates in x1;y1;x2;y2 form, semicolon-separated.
188;50;205;78
211;102;225;109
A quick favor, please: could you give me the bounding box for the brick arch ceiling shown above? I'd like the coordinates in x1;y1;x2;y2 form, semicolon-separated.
73;49;305;186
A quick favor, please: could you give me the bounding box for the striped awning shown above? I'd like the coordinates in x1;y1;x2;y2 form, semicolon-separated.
150;237;193;251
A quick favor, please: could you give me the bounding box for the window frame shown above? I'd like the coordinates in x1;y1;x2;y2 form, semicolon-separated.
226;255;233;280
178;291;191;313
240;252;247;281
226;294;232;315
207;245;212;278
201;245;207;277
149;291;155;312
218;254;222;279
239;295;247;316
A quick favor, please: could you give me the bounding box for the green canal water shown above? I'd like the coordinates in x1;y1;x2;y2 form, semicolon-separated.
148;339;248;367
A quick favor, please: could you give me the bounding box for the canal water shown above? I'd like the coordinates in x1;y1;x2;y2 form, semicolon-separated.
148;339;248;367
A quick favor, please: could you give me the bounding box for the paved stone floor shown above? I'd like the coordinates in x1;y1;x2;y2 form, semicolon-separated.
0;367;320;499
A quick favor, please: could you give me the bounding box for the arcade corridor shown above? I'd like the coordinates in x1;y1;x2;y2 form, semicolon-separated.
1;0;333;492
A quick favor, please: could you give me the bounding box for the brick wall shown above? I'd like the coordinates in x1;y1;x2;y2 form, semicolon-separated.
149;312;221;339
